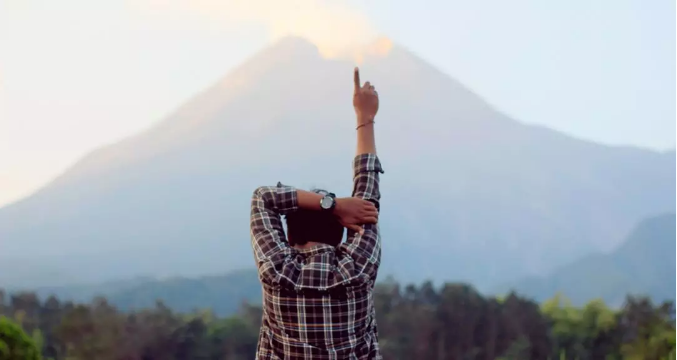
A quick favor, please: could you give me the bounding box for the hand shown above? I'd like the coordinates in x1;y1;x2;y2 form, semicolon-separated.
353;67;379;125
334;197;379;235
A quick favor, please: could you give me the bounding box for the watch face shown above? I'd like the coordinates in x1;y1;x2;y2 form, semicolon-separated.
320;196;333;209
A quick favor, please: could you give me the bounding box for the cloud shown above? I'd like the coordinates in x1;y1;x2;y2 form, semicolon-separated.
130;0;391;62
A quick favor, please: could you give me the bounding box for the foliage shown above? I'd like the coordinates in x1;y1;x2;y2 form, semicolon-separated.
0;282;674;360
0;315;42;360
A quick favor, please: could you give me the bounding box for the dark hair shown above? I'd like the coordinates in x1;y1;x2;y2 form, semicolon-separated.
284;189;345;247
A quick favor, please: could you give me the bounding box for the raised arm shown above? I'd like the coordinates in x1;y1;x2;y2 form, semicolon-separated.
250;67;382;290
335;67;383;282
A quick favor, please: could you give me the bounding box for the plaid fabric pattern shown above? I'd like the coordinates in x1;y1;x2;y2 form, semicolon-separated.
250;153;384;360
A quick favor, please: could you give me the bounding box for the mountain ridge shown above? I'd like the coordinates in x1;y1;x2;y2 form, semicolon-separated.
3;37;670;209
11;214;673;316
0;36;673;290
498;213;676;306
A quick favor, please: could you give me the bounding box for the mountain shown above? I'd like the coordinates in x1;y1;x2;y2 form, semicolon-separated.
0;37;674;290
500;213;676;306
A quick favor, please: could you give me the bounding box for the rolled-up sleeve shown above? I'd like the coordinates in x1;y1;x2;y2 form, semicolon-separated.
250;184;299;285
335;154;384;284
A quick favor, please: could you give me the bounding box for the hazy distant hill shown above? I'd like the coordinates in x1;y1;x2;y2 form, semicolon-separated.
500;213;676;306
22;212;674;315
0;37;673;290
17;270;261;317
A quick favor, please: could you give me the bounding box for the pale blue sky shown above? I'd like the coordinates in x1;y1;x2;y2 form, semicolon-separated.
0;0;674;206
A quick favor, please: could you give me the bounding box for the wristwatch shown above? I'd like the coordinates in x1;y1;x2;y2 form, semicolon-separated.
319;192;337;211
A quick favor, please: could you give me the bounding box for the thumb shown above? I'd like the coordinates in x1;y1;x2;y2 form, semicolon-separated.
347;224;364;236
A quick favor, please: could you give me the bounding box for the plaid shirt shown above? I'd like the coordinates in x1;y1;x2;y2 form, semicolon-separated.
250;153;384;360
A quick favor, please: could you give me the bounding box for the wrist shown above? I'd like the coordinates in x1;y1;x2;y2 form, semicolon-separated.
319;192;337;212
356;116;375;131
356;121;374;131
357;115;375;124
333;197;346;216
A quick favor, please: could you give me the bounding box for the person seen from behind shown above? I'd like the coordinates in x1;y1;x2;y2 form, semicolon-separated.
250;67;384;359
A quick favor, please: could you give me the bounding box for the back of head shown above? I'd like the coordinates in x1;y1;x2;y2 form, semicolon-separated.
285;189;345;247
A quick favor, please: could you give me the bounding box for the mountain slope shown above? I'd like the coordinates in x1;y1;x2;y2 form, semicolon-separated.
22;211;675;318
18;270;262;317
501;213;676;305
0;37;674;289
22;211;674;315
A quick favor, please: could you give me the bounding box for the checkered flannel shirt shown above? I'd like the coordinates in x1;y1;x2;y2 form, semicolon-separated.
250;153;384;360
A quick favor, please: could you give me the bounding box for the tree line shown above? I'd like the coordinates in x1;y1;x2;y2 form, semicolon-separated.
0;280;674;360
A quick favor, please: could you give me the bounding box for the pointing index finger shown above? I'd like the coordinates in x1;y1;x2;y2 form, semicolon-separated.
354;67;361;93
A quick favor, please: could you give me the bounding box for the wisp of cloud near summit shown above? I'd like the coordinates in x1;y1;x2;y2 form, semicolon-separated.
131;0;390;62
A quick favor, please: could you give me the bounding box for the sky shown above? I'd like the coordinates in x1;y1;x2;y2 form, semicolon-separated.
0;0;674;207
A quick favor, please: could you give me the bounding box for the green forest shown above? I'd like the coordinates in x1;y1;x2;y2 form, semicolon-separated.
0;280;674;360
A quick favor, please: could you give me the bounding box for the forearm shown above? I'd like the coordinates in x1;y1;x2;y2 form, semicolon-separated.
356;116;376;156
297;189;323;211
254;184;327;213
353;116;381;201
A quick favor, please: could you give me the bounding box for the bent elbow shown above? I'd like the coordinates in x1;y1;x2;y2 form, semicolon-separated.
252;186;265;199
252;186;277;208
